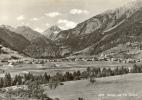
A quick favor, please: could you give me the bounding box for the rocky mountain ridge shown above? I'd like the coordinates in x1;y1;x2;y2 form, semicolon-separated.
42;25;62;40
53;0;142;58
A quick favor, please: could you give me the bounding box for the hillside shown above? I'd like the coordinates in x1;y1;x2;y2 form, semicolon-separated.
0;45;25;62
0;27;30;52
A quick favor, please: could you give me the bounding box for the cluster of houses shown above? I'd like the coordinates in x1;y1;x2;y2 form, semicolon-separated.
30;55;141;64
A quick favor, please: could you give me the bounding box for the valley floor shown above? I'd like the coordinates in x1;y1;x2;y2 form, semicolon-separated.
0;61;134;77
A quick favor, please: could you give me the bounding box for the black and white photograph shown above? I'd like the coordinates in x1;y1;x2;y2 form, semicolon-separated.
0;0;142;100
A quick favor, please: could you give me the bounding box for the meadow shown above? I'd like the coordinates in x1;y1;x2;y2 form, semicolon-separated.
46;73;142;100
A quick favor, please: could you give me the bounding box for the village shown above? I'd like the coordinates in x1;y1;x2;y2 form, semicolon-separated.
0;52;140;67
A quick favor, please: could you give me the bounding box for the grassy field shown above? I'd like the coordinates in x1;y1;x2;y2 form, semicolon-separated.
45;73;142;100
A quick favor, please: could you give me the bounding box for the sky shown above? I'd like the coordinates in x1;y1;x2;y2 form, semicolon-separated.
0;0;134;32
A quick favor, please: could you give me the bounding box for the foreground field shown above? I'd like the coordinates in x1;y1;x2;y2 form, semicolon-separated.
45;73;142;100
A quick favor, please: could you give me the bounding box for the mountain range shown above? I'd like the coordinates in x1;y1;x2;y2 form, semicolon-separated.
54;0;142;58
1;0;142;59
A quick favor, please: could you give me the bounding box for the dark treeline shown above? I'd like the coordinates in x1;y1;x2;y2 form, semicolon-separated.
130;64;142;73
0;64;141;88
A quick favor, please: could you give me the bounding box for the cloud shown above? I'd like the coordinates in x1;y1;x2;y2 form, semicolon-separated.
17;15;25;21
57;19;77;30
34;27;43;33
45;12;61;17
31;17;39;21
70;9;89;14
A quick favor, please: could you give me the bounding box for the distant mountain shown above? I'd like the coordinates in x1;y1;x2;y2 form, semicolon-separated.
15;26;43;41
54;0;142;58
14;26;61;58
43;25;62;40
0;25;61;58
